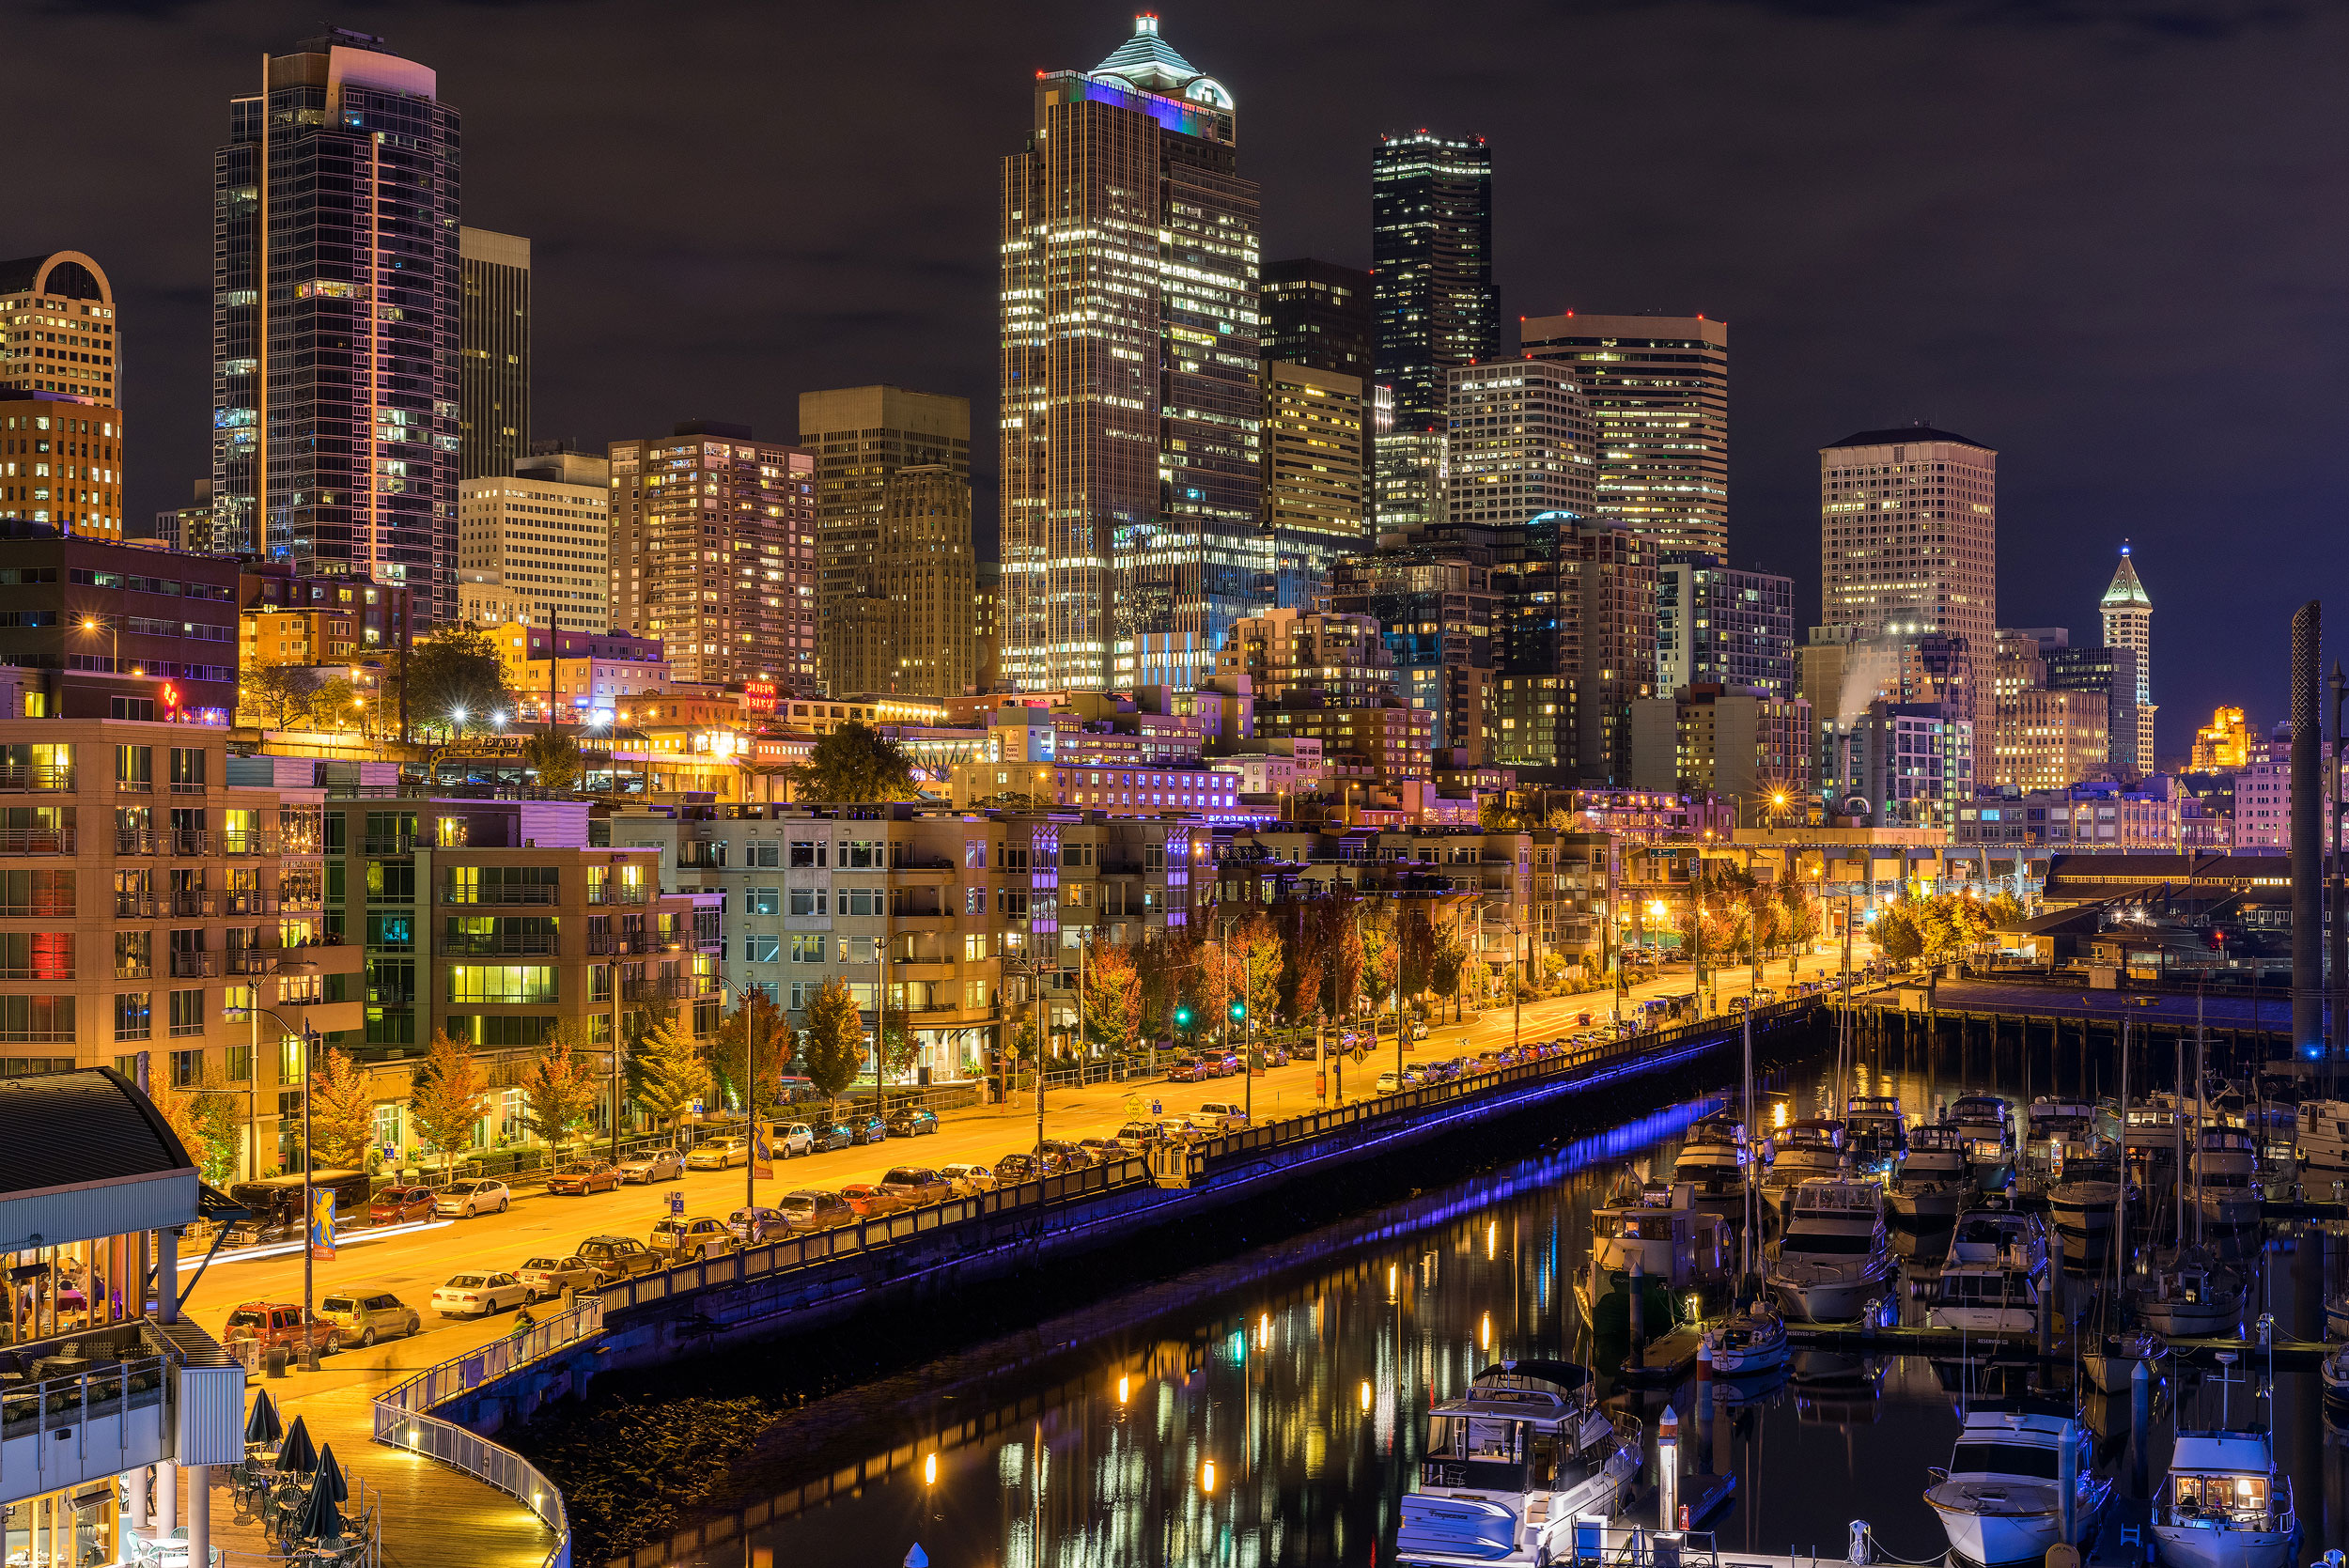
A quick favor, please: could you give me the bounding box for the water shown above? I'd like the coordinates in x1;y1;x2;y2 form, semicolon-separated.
635;1047;2349;1568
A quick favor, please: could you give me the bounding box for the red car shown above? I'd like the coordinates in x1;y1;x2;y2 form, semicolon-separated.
838;1183;908;1219
545;1160;620;1196
366;1186;435;1226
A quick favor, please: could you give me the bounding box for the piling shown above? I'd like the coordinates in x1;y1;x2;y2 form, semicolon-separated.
1627;1257;1645;1368
2129;1358;2152;1498
1657;1404;1679;1528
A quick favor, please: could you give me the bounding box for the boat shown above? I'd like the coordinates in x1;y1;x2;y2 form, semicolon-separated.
2082;1328;2169;1395
1575;1178;1731;1329
2152;1429;2298;1568
2294;1099;2349;1173
2135;1246;2246;1339
2326;1288;2348;1343
2124;1096;2195;1165
1671;1114;1749;1201
1394;1359;1641;1567
2019;1094;2101;1200
1758;1118;1844;1216
1925;1198;2048;1334
2323;1344;2349;1415
1843;1094;1907;1169
1923;1399;2110;1566
2186;1126;2263;1234
1703;1298;1789;1376
1952;1093;2016;1188
1889;1120;1977;1224
2047;1144;2130;1252
1765;1176;1894;1322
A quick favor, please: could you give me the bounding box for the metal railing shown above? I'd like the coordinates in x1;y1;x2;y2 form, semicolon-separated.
440;932;558;956
0;827;74;855
0;765;74;792
168;951;218;978
442;885;557;906
371;1298;599;1568
585;885;648;906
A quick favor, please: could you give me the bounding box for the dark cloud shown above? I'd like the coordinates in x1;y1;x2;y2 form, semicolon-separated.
3;0;2337;753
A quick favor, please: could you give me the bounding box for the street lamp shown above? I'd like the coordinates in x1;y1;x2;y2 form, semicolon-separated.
80;615;119;676
709;973;765;1216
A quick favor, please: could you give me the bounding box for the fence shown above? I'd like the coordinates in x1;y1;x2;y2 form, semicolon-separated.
370;1298;602;1568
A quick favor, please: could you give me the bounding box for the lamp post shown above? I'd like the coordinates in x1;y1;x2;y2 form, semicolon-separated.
709;973;762;1215
80;614;119;676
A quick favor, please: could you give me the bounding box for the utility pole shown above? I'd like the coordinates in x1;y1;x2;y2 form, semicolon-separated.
2331;660;2346;1089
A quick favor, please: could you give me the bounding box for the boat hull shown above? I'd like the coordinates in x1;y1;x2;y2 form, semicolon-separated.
1769;1265;1894;1323
2151;1522;2297;1568
1889;1183;1970;1222
1927;1304;2037;1334
1927;1478;2102;1567
2139;1298;2239;1338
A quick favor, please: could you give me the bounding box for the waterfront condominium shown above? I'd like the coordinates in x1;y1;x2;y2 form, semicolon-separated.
1519;312;1728;560
797;385;972;698
605;423;817;691
1372;132;1496;536
0;251;126;539
458;227;531;481
999;15;1260;692
2099;544;2155;775
212;29;460;623
1657;555;1796;699
1817;424;1998;727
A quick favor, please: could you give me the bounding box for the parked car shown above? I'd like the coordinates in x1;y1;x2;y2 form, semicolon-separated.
777;1188;856;1232
885;1107;940;1138
315;1286;421;1347
685;1138;749;1172
648;1216;737;1263
1076;1137;1128;1164
993;1152;1045;1182
433;1179;510;1219
1165;1056;1209;1083
225;1301;339;1357
1410;1022;1430;1040
222;1201;300;1249
812;1123;855;1154
877;1166;954;1206
545;1160;620;1196
1259;1042;1292;1067
365;1186;435;1227
1037;1139;1094;1170
1192;1100;1250;1130
576;1234;662;1281
725;1205;789;1244
847;1114;889;1146
430;1271;530;1317
1112;1121;1165;1152
939;1162;998;1194
1157;1118;1208;1144
1376;1069;1427;1094
838;1182;906;1219
513;1256;601;1302
770;1122;816;1158
615;1148;684;1184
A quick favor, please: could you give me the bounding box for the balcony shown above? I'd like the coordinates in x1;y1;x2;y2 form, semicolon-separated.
169;780;207;796
584;932;657;955
0;828;74;856
221;832;280;857
221;890;274;917
116;778;152;795
363;836;418;855
168;951;219;979
0;766;74;792
116;830;159;855
586;885;648;907
442;885;556;906
0;1317;245;1504
440;931;557;956
116;894;158;918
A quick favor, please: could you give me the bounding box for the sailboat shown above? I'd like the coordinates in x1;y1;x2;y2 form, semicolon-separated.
1702;1010;1789;1378
2137;1247;2246;1338
1924;1398;2111;1566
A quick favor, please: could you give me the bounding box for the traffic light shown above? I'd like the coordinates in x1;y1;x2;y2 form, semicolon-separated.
1174;1006;1193;1031
1229;1000;1247;1022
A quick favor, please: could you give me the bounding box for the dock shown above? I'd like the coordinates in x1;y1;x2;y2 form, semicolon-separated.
1777;1321;2337;1367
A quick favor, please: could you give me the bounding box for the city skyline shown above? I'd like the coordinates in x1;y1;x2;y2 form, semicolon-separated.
0;2;2335;743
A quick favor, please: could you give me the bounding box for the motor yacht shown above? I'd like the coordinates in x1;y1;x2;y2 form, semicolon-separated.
2124;1097;2195;1166
2293;1099;2349;1175
1889;1120;1976;1225
2019;1095;2100;1199
1924;1399;2109;1566
2134;1246;2245;1339
1765;1176;1893;1322
1702;1298;1790;1377
2186;1126;2263;1234
1671;1114;1750;1201
1575;1178;1731;1331
1843;1094;1907;1170
1925;1198;2047;1334
1758;1119;1844;1217
2047;1144;2130;1256
2152;1429;2298;1568
1394;1360;1641;1567
1952;1093;2016;1188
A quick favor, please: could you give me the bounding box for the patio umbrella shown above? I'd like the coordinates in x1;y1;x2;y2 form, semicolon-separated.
276;1414;318;1477
312;1442;349;1503
243;1388;284;1448
295;1462;346;1543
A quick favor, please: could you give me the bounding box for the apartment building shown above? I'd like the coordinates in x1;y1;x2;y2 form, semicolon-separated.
482;624;669;723
0;528;240;721
1220;608;1395;704
1955;781;2182;851
1255;698;1436;783
1629;684;1814;801
239;564;412;672
456;450;612;634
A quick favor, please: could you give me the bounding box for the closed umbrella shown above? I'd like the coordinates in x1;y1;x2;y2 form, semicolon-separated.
295;1463;346;1543
311;1442;348;1503
243;1388;284;1448
276;1414;318;1477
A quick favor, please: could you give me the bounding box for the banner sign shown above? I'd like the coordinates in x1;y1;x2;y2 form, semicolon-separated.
308;1188;336;1261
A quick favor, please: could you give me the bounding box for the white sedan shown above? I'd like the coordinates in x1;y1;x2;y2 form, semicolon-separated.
685;1138;749;1171
433;1179;511;1218
430;1271;530;1317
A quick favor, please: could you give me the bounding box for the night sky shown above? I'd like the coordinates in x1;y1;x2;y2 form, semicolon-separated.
8;0;2340;757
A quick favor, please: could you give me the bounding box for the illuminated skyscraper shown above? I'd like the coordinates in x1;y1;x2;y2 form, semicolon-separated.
1372;132;1494;536
2099;543;2154;774
459;226;531;481
0;250;125;538
1260;360;1364;610
212;29;459;620
999;15;1259;691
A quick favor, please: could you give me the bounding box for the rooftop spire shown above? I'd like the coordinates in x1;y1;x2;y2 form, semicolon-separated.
2101;540;2151;611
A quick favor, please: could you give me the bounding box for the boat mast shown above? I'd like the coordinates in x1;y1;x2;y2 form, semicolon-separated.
2194;991;2207;1250
1742;1009;1755;1283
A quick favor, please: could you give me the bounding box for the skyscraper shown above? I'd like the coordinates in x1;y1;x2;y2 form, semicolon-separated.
869;465;976;700
2100;544;2154;774
456;449;610;634
0;251;119;404
213;30;459;621
1520;312;1729;559
1372;132;1495;535
459;227;531;481
1445;360;1596;528
1818;425;1997;726
1259;259;1374;378
0;251;125;538
797;385;971;696
1657;556;1795;698
999;15;1259;692
1260;360;1365;610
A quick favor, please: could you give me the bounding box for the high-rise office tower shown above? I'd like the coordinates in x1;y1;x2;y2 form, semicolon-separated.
796;385;971;696
1657;555;1795;698
869;465;976;700
459;227;531;481
1520;312;1729;559
2100;543;2154;774
1818;425;1997;726
606;422;817;691
1261;360;1365;610
1372;132;1494;536
1445;360;1595;528
0;251;125;538
213;30;459;621
456;450;610;633
1260;259;1374;378
999;15;1259;691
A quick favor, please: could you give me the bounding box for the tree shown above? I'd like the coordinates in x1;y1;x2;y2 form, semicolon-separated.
304;1048;380;1171
407;1030;492;1166
1082;942;1143;1056
1135;929;1191;1041
1430;930;1469;1021
1274;895;1325;1029
1238;915;1283;1025
799;976;865;1116
521;730;584;791
239;661;327;731
707;987;789;1119
787;721;920;803
630;1008;708;1133
156;1071;241;1186
1778;879;1823;982
875;990;919;1118
518;1034;601;1153
1360;911;1398;1017
394;622;516;737
1319;893;1366;1021
1397;903;1436;1011
1872;905;1924;966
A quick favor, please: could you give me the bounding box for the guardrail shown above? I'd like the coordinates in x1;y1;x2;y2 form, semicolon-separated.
370;1297;601;1568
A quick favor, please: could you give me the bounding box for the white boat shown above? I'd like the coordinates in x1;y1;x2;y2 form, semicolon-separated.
1952;1093;2016;1188
2323;1344;2349;1413
1888;1121;1975;1223
1703;1297;1790;1377
1575;1179;1731;1327
2135;1246;2245;1339
1926;1199;2047;1334
2153;1429;2298;1568
2326;1288;2348;1343
2186;1126;2263;1233
2047;1145;2128;1249
1765;1176;1893;1322
1843;1094;1907;1169
1671;1114;1749;1200
1758;1119;1844;1215
2294;1099;2349;1173
2124;1096;2195;1164
2019;1095;2100;1198
1924;1400;2110;1566
1394;1359;1641;1567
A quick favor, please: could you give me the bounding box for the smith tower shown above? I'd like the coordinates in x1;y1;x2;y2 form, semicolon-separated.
1000;14;1260;692
2100;543;2154;774
213;29;460;622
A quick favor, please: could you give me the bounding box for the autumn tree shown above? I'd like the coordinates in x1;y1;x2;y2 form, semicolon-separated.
521;730;584;792
156;1071;241;1186
1082;942;1143;1056
787;721;920;803
876;994;920;1117
1360;910;1399;1018
630;1008;708;1133
239;661;327;731
1430;928;1469;1022
518;1033;600;1153
304;1048;380;1170
1778;878;1823;982
707;986;790;1119
1238;914;1283;1023
390;622;516;737
407;1030;491;1167
1872;905;1924;966
799;975;866;1116
1397;902;1436;1012
1274;895;1325;1029
1134;929;1190;1040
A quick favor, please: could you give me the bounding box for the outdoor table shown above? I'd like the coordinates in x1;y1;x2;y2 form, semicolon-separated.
30;1355;91;1377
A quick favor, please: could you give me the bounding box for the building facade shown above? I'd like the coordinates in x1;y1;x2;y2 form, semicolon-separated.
2191;706;2250;771
2045;644;2144;781
867;464;976;700
1330;551;1497;764
213;30;460;622
1656;554;1794;699
1630;684;1813;802
457;450;611;635
458;226;531;482
1520;312;1728;560
1989;687;2109;791
0;532;240;722
0;393;123;540
1261;360;1366;610
606;423;817;691
2099;544;2154;775
1221;609;1395;705
1446;360;1598;528
0;251;119;407
999;17;1259;692
1371;132;1497;431
1259;258;1374;380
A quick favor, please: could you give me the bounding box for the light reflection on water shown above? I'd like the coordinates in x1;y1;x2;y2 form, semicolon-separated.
682;1052;2349;1568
